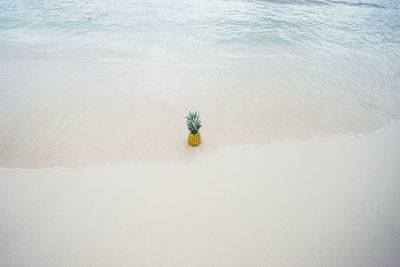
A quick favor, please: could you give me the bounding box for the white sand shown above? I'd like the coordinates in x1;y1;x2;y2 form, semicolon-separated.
1;123;400;267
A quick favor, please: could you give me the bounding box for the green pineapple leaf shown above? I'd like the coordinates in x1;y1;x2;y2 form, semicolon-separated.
186;111;202;134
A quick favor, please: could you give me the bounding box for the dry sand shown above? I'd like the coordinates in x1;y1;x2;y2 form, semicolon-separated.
1;123;400;266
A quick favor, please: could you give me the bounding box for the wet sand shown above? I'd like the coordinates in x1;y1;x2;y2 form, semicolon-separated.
1;45;398;169
1;123;399;266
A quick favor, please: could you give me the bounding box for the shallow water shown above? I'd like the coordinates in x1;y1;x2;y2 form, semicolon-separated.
0;0;399;168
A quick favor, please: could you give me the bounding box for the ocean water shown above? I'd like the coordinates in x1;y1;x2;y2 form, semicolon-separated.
0;0;399;168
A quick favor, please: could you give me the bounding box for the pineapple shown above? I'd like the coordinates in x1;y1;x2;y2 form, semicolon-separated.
186;111;202;146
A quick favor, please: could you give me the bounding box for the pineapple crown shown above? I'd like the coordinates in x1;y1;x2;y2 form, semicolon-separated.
186;111;202;134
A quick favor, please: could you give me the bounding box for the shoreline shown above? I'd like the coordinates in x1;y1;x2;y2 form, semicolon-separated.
1;119;398;171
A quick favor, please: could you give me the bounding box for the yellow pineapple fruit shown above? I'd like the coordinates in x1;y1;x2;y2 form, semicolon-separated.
186;111;202;146
188;132;201;146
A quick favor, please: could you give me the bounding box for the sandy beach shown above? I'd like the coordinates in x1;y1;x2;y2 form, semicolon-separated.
1;123;399;267
1;0;400;266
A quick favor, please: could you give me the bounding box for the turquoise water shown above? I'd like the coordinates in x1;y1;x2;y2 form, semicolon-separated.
0;0;399;167
1;0;399;47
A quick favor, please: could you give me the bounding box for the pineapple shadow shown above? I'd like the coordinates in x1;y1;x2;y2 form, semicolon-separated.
183;138;196;161
182;137;206;161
